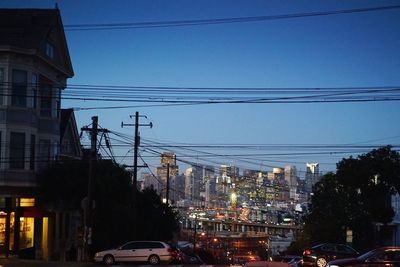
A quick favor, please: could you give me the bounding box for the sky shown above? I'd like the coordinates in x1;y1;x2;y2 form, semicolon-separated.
2;0;400;177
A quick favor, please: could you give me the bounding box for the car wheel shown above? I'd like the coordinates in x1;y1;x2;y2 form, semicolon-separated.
316;257;327;267
148;254;160;264
103;254;115;265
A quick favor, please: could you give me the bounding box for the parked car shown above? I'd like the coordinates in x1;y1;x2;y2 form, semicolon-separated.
94;240;174;265
327;247;400;267
303;243;359;267
281;255;303;267
167;243;184;263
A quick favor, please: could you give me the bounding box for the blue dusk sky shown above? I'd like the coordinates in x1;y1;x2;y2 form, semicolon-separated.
2;0;400;177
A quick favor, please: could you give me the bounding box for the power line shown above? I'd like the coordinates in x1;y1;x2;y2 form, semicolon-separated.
63;5;400;31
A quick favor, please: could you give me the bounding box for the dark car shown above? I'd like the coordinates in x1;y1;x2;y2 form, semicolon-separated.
303;243;359;267
327;247;400;267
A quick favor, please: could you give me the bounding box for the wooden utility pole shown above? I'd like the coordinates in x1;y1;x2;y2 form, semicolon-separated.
82;116;98;260
166;163;170;205
81;116;109;260
121;111;152;192
133;111;139;191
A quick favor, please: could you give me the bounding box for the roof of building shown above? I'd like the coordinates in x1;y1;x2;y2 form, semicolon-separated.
0;8;74;77
60;108;74;139
60;108;82;158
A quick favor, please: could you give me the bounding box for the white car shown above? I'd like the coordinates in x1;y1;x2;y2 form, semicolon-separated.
94;240;174;265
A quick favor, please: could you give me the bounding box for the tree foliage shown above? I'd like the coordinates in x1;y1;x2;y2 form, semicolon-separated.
37;159;181;253
303;146;400;251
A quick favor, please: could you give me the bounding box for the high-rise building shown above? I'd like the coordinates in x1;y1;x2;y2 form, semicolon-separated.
141;172;160;192
284;166;298;200
220;164;239;178
156;152;179;200
203;165;215;207
305;163;320;195
268;168;284;181
184;165;202;202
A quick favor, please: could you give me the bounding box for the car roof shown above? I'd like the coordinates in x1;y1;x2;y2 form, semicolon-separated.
312;243;349;248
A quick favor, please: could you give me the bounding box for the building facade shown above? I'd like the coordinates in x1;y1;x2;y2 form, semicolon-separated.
305;163;320;196
0;8;74;258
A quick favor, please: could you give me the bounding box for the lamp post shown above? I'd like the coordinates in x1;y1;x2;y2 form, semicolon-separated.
193;213;197;250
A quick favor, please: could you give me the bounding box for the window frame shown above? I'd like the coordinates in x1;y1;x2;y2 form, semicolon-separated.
11;69;27;107
0;67;4;106
10;132;26;169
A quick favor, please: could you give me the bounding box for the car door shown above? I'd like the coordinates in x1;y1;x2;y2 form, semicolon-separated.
321;244;337;261
132;241;149;262
115;242;137;262
363;249;400;267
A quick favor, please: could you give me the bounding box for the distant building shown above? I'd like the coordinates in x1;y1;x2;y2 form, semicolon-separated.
284;165;298;200
268;167;284;181
141;172;160;192
156;152;179;199
184;165;202;202
203;165;216;207
305;163;320;195
220;164;239;178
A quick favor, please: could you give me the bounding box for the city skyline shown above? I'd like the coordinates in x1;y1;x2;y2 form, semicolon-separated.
2;0;399;175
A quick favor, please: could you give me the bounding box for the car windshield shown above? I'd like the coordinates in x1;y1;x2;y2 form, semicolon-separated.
357;249;379;261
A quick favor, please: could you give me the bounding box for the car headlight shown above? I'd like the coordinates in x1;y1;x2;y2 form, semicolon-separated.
328;265;339;267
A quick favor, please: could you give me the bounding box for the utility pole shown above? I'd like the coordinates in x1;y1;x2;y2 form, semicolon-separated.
193;213;197;250
121;111;152;192
81;116;98;260
166;163;170;206
81;116;109;260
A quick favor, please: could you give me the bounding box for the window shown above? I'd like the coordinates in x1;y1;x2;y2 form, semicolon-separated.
148;242;164;249
122;242;137;250
40;85;52;117
30;135;35;170
0;132;1;169
0;68;4;105
19;217;34;249
336;245;356;254
321;244;335;252
19;198;35;207
31;73;37;108
10;132;25;169
12;70;27;107
38;139;50;169
56;89;61;118
45;42;54;59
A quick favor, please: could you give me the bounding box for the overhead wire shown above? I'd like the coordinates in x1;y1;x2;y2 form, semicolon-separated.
63;5;400;31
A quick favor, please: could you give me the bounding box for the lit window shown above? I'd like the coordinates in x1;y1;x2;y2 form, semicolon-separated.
19;198;35;207
19;217;34;249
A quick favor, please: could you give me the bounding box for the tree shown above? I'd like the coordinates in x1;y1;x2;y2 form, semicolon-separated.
37;159;181;254
303;146;400;250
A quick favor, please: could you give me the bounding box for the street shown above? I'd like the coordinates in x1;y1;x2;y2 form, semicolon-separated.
0;258;225;267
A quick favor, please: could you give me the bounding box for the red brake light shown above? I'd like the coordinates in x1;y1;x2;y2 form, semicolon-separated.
304;249;311;255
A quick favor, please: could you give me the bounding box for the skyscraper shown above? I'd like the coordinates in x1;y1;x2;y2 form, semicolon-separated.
156;152;179;200
284;165;298;200
305;163;320;196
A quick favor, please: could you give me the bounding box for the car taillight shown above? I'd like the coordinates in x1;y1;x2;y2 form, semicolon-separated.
304;249;311;255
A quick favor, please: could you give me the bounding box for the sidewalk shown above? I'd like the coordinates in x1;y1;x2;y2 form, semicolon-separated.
0;257;95;267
